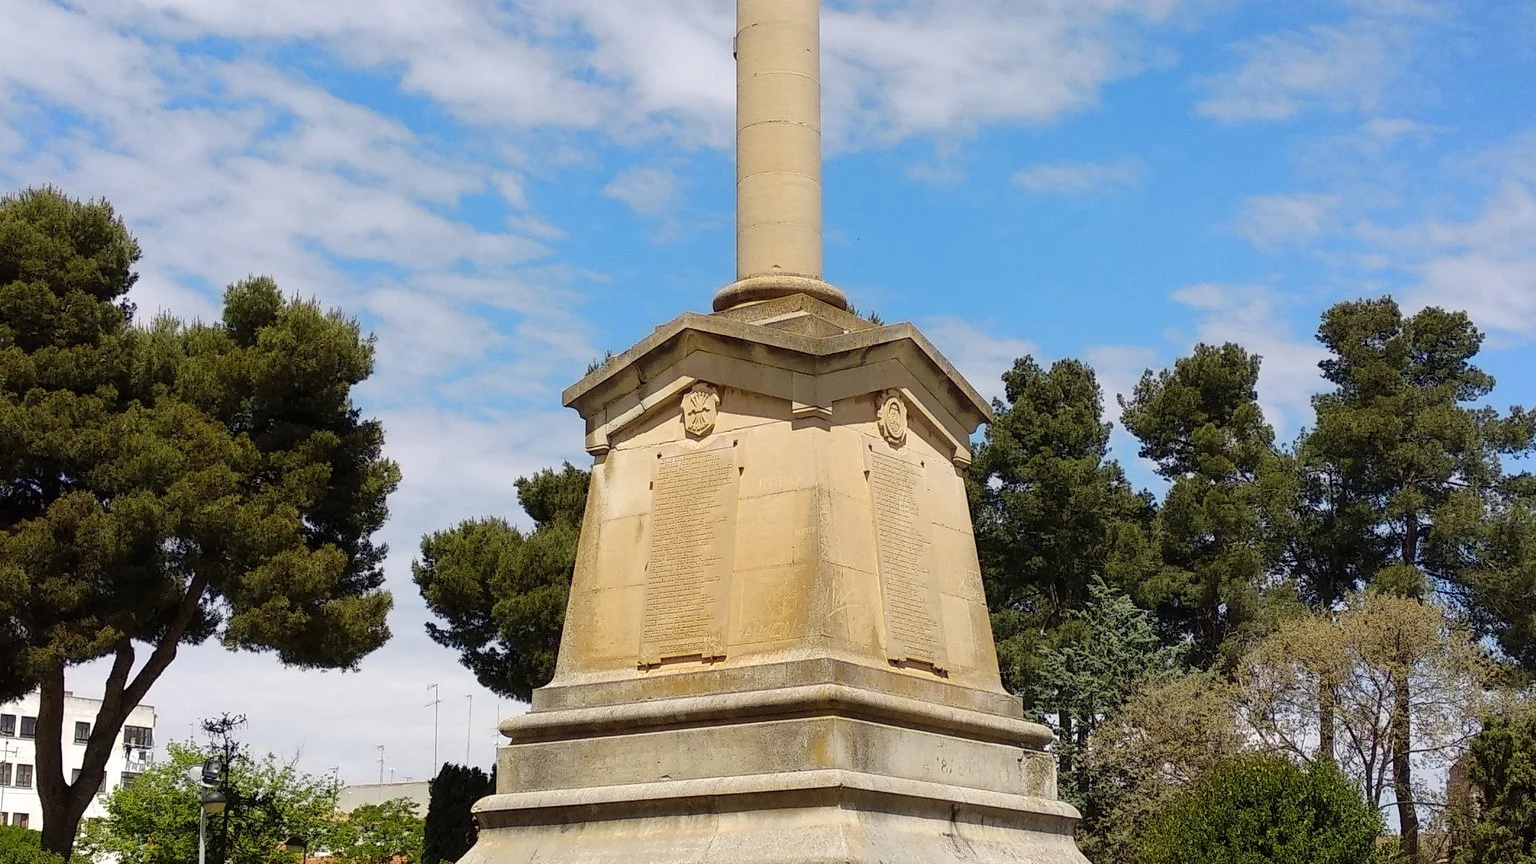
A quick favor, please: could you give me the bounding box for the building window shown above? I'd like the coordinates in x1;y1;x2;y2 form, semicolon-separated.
0;763;10;786
15;765;32;788
120;771;143;788
122;726;153;749
0;715;13;736
19;716;36;739
74;721;91;744
71;769;81;784
0;813;6;825
13;813;28;829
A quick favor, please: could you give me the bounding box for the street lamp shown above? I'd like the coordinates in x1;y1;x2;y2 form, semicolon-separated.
198;756;227;864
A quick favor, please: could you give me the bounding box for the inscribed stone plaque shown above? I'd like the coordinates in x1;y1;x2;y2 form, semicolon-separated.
639;441;739;665
865;441;947;671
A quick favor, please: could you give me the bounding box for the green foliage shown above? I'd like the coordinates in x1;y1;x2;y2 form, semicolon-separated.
0;827;66;864
422;764;494;864
0;186;399;856
1300;297;1535;858
967;356;1154;691
1027;577;1183;822
1134;754;1385;864
330;799;425;864
1455;710;1536;864
413;464;588;701
77;741;340;864
1120;342;1290;668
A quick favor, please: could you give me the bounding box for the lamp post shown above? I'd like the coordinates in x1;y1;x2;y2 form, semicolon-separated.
198;789;227;864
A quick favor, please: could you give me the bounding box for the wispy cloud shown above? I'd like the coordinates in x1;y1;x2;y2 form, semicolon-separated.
603;166;684;216
1232;193;1342;248
1013;158;1145;196
1195;2;1445;123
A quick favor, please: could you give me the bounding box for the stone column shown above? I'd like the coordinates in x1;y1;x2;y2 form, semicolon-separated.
715;0;848;312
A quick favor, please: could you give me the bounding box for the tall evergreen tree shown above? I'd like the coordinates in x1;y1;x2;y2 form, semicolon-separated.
1119;343;1290;668
423;763;494;864
413;464;588;701
0;187;399;857
966;355;1154;693
1301;297;1535;859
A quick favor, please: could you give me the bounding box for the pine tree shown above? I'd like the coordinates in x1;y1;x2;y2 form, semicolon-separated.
1119;343;1290;668
966;355;1155;693
413;464;588;701
0;187;399;857
1301;297;1536;859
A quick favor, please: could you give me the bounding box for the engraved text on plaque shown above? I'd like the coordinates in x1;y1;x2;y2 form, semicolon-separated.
866;445;946;671
640;443;739;665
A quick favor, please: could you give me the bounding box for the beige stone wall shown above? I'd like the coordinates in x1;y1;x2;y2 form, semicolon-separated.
552;377;1002;696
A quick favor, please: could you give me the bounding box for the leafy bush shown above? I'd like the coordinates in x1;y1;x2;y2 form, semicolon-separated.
0;827;66;864
1134;753;1385;864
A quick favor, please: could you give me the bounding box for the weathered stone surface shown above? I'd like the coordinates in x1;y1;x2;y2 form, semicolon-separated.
467;299;1090;863
466;772;1088;864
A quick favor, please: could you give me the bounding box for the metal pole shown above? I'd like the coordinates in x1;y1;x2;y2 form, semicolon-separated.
199;806;206;864
425;684;441;773
465;695;473;765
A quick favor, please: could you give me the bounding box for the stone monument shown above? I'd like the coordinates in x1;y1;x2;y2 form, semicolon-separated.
462;1;1091;861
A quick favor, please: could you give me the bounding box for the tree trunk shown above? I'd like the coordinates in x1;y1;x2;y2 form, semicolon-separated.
1392;672;1419;862
1318;677;1337;765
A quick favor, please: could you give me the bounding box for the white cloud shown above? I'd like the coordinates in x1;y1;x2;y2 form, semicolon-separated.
921;317;1038;403
58;0;1196;150
1398;182;1536;337
1197;23;1397;122
1232;193;1341;248
602;166;684;216
1194;0;1446;124
1013;158;1145;195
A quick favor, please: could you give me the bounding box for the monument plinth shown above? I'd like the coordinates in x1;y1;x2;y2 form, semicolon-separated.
463;2;1090;862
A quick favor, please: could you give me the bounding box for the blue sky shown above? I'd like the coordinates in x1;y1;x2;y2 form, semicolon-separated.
2;0;1534;786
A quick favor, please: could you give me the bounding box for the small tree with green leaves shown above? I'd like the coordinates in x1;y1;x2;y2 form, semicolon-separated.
1134;754;1386;864
331;798;425;864
76;741;340;864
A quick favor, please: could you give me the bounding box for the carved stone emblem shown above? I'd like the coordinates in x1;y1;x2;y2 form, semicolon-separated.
682;383;721;438
877;389;908;446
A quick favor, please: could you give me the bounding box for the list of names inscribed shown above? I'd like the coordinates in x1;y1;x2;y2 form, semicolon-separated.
640;445;739;665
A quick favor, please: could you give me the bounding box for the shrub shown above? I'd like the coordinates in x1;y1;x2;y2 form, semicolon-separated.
1134;753;1385;864
0;827;66;864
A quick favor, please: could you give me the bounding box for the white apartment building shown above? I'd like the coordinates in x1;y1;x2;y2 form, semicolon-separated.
0;692;157;831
